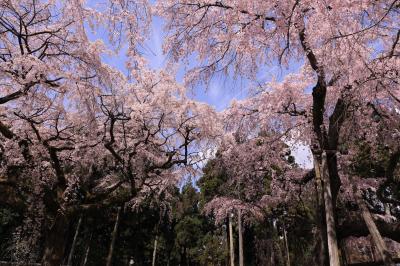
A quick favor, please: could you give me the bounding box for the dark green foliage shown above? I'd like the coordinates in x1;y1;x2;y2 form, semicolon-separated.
198;158;229;207
350;142;387;178
172;183;227;266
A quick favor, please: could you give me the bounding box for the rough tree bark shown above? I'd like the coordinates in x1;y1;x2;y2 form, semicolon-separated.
106;207;122;266
321;152;341;266
299;20;349;265
313;155;328;266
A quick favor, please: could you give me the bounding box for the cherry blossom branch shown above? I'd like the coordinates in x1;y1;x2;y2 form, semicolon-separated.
331;0;399;40
176;2;276;22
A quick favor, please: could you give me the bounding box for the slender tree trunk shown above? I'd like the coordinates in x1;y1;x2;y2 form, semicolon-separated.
321;152;340;266
82;233;92;266
225;218;230;266
229;214;235;266
282;220;290;266
42;213;70;266
152;235;158;266
106;207;122;266
238;209;244;266
67;216;82;266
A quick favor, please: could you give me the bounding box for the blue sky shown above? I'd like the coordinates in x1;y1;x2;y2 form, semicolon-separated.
148;18;250;110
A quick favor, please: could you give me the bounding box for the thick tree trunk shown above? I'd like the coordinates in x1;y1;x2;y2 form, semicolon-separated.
106;207;122;266
67;216;82;266
313;155;328;266
229;214;235;266
42;213;70;266
152;235;158;266
321;152;341;266
238;209;244;266
314;153;341;266
299;22;346;265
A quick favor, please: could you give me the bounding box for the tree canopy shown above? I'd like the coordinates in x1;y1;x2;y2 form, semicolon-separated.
0;1;399;265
